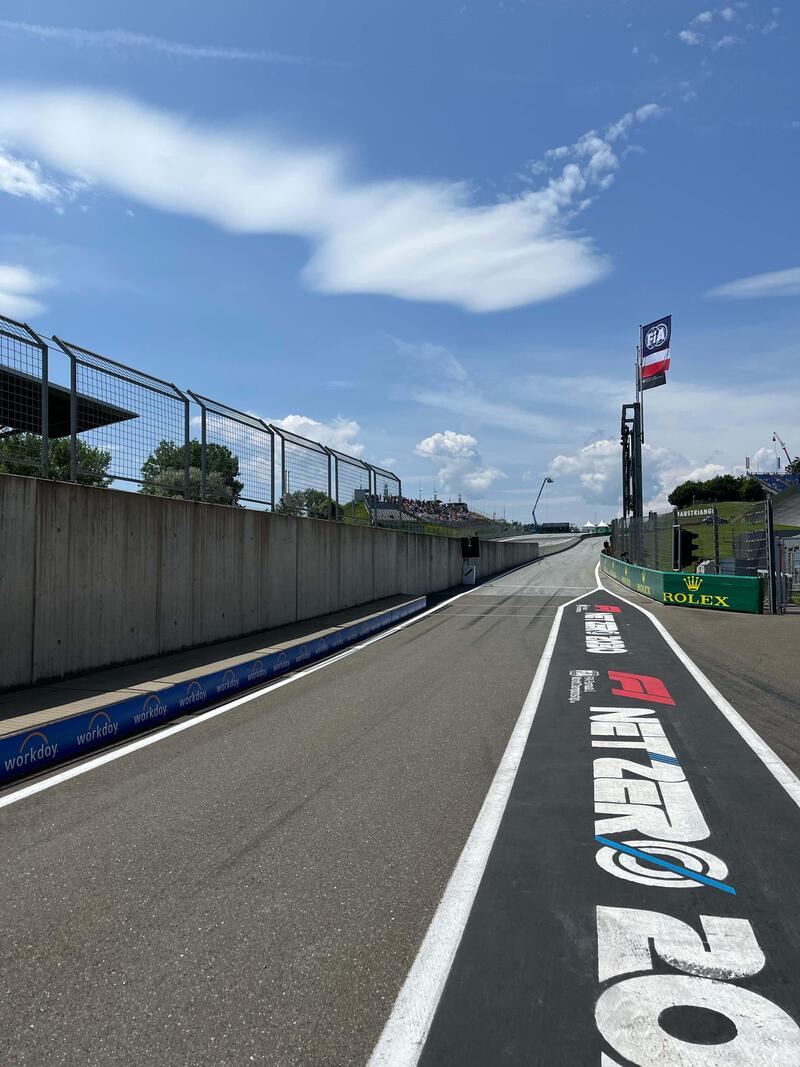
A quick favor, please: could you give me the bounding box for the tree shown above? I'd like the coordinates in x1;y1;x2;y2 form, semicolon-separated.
139;439;244;505
667;473;765;508
786;456;800;475
277;488;340;520
0;433;112;486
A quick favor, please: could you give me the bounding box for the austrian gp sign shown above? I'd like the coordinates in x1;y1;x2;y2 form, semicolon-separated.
413;595;800;1065
601;554;762;614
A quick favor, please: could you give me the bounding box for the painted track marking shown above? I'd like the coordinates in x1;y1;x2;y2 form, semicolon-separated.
594;561;800;811
370;569;800;1064
367;586;589;1067
594;835;737;895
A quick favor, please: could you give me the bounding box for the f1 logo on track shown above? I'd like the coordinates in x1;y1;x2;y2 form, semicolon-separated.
608;671;675;706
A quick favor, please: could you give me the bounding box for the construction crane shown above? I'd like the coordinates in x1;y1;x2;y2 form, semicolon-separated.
773;431;792;467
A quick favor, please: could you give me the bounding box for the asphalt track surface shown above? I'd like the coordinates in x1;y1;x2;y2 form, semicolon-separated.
4;538;799;1066
0;540;601;1067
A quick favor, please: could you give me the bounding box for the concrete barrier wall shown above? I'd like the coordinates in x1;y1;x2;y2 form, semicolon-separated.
1;474;541;690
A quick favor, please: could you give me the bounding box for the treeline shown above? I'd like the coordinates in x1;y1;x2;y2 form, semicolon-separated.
667;474;765;508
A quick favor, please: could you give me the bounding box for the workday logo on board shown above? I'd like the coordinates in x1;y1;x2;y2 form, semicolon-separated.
315;637;329;657
133;694;169;725
295;644;311;664
247;659;268;683
3;730;59;772
76;710;119;747
179;680;207;709
275;652;290;673
215;669;240;696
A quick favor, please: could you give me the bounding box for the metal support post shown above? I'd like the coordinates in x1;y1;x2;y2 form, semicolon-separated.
183;396;191;499
40;338;49;478
69;353;78;482
199;403;207;501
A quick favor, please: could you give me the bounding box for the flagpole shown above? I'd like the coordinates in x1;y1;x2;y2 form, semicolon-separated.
638;323;644;444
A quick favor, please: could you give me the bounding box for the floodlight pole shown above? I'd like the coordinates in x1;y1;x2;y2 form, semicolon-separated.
532;476;553;532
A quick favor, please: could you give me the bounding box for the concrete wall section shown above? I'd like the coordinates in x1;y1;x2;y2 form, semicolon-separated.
1;474;541;689
1;476;37;689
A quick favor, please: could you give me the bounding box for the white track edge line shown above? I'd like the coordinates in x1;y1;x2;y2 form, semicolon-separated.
367;584;596;1067
0;552;554;810
594;560;800;810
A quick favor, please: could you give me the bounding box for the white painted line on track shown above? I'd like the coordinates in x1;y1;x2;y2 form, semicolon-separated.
595;560;800;811
0;553;558;811
367;585;591;1067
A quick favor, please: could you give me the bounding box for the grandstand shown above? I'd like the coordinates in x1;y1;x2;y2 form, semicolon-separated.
396;497;489;525
753;472;800;495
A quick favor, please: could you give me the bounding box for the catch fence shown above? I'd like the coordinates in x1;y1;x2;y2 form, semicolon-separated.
610;500;778;612
0;311;400;526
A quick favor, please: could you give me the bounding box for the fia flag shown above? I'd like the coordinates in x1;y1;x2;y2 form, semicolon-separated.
641;314;671;386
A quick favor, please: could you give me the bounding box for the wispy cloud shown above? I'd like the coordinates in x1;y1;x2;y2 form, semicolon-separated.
707;266;800;298
0;86;657;312
0;20;335;66
390;337;468;383
0;147;61;202
712;33;740;49
0;263;51;318
679;4;780;50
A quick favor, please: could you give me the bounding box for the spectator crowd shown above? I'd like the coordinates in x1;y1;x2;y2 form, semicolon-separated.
391;496;486;524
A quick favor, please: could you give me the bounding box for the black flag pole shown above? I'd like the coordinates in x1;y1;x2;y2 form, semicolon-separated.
637;323;644;444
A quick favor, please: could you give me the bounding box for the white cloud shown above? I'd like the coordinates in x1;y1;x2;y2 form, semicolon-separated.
707;266;800;298
0;86;622;313
719;6;737;20
270;414;364;456
415;430;505;494
0;146;61;201
549;436;731;514
0;20;331;66
0;263;50;318
712;34;739;48
692;10;715;24
679;29;704;44
762;19;779;33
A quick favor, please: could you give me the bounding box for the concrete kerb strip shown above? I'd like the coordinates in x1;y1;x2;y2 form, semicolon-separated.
0;548;560;804
0;598;427;788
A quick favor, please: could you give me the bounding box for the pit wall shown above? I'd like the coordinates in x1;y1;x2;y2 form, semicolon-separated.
1;474;542;690
600;553;762;614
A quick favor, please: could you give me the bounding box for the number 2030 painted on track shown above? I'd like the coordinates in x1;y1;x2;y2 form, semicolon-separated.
596;907;800;1065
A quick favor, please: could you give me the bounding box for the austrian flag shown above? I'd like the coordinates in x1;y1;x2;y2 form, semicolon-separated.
640;314;671;389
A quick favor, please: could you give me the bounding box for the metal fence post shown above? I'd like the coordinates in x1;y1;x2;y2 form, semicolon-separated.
270;433;275;511
326;449;333;519
712;505;721;573
69;351;78;482
182;393;191;499
199;401;207;501
765;497;777;614
39;336;49;478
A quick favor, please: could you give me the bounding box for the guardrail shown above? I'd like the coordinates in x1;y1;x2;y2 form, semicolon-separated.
600;553;762;614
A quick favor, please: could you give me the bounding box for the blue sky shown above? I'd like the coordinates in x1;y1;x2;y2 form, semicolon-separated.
1;0;797;522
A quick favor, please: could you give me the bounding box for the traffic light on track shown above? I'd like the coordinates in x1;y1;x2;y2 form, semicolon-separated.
678;527;700;569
